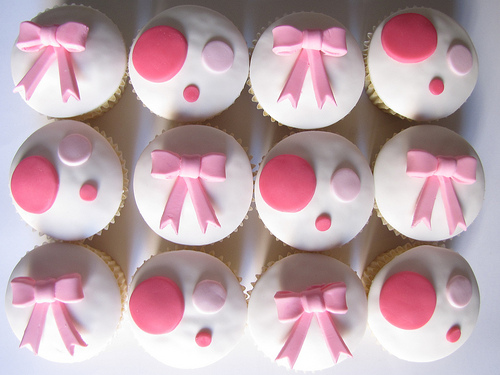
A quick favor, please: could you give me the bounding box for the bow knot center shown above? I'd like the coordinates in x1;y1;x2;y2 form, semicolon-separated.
302;29;323;51
301;288;326;313
180;154;201;179
436;157;457;178
34;278;56;303
39;25;60;47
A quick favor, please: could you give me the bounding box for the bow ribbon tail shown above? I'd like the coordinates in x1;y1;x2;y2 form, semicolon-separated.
278;49;309;108
307;49;336;108
412;175;440;230
55;47;80;102
438;176;467;234
185;178;220;233
14;46;56;101
276;313;313;368
316;312;351;363
51;301;87;355
160;177;188;233
19;302;50;354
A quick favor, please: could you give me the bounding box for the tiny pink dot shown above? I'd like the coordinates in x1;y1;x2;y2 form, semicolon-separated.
315;214;331;231
80;183;98;201
429;77;444;95
195;329;212;347
183;85;200;103
446;325;461;343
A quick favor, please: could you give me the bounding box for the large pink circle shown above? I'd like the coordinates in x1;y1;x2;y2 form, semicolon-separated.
381;13;438;63
11;155;59;214
379;271;436;330
259;154;316;212
132;26;188;83
129;276;184;334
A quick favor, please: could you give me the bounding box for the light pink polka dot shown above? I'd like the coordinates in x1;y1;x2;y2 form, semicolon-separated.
331;168;360;202
193;280;227;314
58;134;92;166
202;40;234;73
447;44;473;75
446;274;473;308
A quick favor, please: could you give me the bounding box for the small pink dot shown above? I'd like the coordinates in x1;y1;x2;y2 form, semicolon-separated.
429;77;444;95
315;214;331;231
195;329;212;347
183;85;200;103
446;325;461;343
80;183;98;201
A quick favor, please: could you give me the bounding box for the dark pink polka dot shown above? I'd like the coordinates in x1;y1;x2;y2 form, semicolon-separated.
129;276;184;335
11;155;59;214
429;77;444;95
446;325;461;343
259;154;316;212
183;85;200;103
379;271;436;330
381;13;437;63
315;214;331;231
132;26;187;82
80;183;98;201
195;329;212;347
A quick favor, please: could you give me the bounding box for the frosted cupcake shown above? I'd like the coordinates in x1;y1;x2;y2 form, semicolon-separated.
373;125;484;241
363;245;480;362
127;250;247;369
249;12;365;129
11;5;127;119
5;242;126;362
364;8;478;121
129;5;249;122
248;253;367;371
9;120;128;241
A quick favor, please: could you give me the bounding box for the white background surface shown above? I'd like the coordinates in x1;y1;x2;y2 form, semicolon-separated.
0;1;498;374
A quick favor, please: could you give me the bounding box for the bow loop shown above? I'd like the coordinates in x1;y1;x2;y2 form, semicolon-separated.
321;28;348;56
322;282;348;313
272;25;304;54
55;22;89;52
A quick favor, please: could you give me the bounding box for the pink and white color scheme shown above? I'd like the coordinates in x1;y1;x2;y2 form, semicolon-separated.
248;253;367;371
128;251;247;369
366;246;480;362
365;8;478;121
255;131;374;251
250;12;364;129
133;125;253;246
373;125;484;241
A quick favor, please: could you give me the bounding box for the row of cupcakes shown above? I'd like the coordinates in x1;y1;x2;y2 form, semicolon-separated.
11;5;478;128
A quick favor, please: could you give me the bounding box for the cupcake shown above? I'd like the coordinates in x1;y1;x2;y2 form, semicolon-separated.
5;242;126;362
248;253;367;371
249;12;365;129
128;5;249;122
364;7;478;121
133;125;253;246
11;5;127;120
9;120;128;241
363;245;480;362
373;125;484;241
255;131;374;251
127;250;247;369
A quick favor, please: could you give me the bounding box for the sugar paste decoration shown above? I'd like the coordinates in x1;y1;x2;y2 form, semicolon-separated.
406;150;477;235
80;182;98;202
11;273;87;355
446;325;461;343
447;44;473;76
202;40;234;73
195;328;213;347
58;133;92;166
183;84;200;103
429;77;445;95
272;25;347;108
331;168;360;202
315;213;331;232
381;13;437;63
11;155;59;214
446;275;473;308
193;280;227;314
151;150;226;234
274;282;351;368
132;25;188;83
129;276;184;335
259;154;316;213
379;271;436;330
14;21;89;102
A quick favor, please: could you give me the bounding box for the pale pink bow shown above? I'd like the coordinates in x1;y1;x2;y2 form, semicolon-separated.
272;25;347;108
11;273;87;355
407;150;477;235
274;282;351;369
151;150;226;234
14;21;89;102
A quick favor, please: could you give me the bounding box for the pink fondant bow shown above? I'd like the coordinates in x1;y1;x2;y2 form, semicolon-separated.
151;150;226;234
14;21;89;102
274;282;351;369
11;273;87;355
407;150;477;235
272;25;347;108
